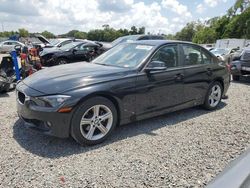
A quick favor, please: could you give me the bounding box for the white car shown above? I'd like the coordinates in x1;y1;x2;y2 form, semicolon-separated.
0;40;25;53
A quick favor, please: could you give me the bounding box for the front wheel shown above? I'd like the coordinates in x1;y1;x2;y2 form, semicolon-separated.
71;97;118;145
203;82;223;110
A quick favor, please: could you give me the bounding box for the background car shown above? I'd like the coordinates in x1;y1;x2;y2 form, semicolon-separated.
39;41;104;66
210;48;237;64
105;34;165;49
230;49;250;81
16;40;230;145
0;40;25;53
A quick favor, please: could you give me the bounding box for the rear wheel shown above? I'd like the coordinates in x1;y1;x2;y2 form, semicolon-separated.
57;58;68;65
232;75;240;81
203;82;223;110
71;97;117;145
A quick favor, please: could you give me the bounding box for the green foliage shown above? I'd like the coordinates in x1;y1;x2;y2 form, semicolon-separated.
0;31;18;37
222;7;250;38
193;27;217;44
41;30;55;39
74;31;87;39
175;22;197;41
18;28;29;37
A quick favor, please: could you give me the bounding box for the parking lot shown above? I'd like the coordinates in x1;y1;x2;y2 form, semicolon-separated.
0;80;249;187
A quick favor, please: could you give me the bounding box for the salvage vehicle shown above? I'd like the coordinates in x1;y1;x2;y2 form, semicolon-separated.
0;40;25;53
16;40;230;145
230;49;250;81
107;34;165;49
39;41;104;66
210;48;237;64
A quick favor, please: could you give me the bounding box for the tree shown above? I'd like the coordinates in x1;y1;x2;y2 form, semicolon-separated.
74;31;87;39
193;27;217;44
130;26;138;35
41;30;55;38
175;22;196;41
18;28;29;37
138;27;145;34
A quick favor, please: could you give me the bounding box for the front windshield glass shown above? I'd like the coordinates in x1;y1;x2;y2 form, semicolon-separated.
49;39;60;45
111;35;140;47
93;43;154;68
60;42;81;51
211;48;229;55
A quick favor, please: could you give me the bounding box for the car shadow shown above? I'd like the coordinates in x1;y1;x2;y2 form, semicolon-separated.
0;92;10;97
231;76;250;85
13;102;227;159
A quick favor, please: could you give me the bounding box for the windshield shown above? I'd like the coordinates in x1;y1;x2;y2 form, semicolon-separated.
60;42;81;51
111;35;140;47
49;39;60;45
211;48;229;55
93;43;154;68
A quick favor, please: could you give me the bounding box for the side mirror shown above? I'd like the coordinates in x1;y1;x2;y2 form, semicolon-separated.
72;48;77;53
144;61;167;73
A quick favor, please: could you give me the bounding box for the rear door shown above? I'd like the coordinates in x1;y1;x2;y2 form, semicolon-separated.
180;44;214;104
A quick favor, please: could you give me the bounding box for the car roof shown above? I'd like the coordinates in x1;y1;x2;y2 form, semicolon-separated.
128;39;195;46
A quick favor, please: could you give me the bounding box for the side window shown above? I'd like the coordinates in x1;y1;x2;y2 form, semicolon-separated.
60;40;72;47
182;45;203;65
151;45;178;68
243;52;250;60
139;36;150;40
201;50;212;64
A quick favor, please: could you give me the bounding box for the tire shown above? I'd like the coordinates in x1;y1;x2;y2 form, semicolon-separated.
57;58;68;65
71;97;118;145
203;81;223;110
232;75;240;81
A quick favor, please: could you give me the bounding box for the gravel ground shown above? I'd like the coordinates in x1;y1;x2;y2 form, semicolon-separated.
0;80;250;188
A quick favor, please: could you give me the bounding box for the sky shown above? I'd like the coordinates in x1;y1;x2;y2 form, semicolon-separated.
0;0;236;35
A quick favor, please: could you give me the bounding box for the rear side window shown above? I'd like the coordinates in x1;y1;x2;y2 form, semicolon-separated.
182;45;203;65
201;49;212;64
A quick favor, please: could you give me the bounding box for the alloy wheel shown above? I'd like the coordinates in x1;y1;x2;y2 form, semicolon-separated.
208;85;222;107
79;105;113;141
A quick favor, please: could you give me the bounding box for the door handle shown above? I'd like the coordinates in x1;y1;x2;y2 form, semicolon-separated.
207;68;213;76
175;73;184;82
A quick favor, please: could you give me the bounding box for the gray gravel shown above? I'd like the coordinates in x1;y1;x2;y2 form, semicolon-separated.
0;80;250;188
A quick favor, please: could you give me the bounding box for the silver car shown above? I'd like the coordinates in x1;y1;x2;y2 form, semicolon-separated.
210;48;237;64
0;40;25;53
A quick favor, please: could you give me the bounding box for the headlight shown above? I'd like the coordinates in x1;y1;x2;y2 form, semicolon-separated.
36;95;71;107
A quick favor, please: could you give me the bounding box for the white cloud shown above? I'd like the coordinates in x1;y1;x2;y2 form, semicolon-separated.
204;0;228;7
0;0;174;34
196;4;205;14
161;0;192;18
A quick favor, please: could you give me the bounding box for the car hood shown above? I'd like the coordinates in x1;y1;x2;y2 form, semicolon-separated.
22;62;131;94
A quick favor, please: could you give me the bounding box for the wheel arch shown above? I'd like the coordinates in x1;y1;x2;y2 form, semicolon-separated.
212;77;224;92
73;92;122;125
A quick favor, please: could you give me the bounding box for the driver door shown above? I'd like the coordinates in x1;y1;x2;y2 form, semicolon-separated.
73;44;95;62
135;44;186;120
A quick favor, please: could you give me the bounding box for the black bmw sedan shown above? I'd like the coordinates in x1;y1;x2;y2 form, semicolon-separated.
39;41;104;66
16;40;230;145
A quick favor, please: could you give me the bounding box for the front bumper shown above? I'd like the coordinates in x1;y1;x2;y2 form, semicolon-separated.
16;83;73;138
